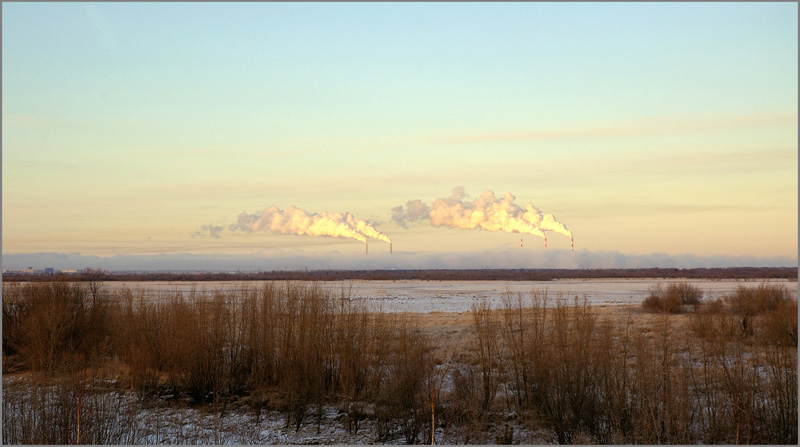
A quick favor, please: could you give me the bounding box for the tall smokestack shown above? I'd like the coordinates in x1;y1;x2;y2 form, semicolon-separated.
366;241;368;255
570;236;574;251
520;238;523;249
390;242;393;255
544;237;547;249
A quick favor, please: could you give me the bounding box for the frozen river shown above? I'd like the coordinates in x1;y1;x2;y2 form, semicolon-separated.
99;278;798;313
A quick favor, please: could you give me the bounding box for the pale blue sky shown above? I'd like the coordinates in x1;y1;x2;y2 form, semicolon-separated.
2;2;797;269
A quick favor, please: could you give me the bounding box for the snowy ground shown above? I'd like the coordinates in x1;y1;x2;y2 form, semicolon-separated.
99;278;796;313
129;400;552;445
2;378;552;445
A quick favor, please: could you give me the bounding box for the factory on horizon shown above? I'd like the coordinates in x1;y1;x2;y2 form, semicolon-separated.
2;267;82;275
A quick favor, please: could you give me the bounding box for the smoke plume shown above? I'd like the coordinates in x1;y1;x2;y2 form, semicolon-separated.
392;186;571;242
228;205;391;245
191;224;224;239
540;213;572;238
391;200;431;229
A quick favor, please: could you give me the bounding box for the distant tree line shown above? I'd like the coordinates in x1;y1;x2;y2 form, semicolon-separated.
2;266;796;283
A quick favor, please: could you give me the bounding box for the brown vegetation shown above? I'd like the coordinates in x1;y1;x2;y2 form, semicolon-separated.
3;280;797;444
642;282;703;313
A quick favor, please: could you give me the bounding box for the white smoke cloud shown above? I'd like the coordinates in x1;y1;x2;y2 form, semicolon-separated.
228;205;391;245
391;200;431;228
540;213;572;238
191;224;224;239
392;186;570;242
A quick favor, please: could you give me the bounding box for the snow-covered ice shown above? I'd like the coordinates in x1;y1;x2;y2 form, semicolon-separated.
99;278;796;313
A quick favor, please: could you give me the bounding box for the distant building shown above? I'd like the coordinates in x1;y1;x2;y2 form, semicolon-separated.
62;269;79;274
2;267;35;274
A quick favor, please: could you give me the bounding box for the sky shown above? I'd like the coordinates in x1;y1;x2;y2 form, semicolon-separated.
2;2;798;271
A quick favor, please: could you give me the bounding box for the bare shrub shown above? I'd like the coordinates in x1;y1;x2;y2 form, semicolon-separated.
244;282;280;388
440;361;486;443
728;283;794;338
729;283;792;316
470;299;504;415
500;289;542;412
688;299;742;341
331;286;373;435
2;283;30;369
627;317;695;444
111;288;164;395
642;284;678;313
375;319;434;444
760;341;798;443
3;281;111;373
686;300;798;445
531;298;618;444
759;298;798;347
642;282;703;313
278;282;334;431
2;372;139;445
672;281;703;306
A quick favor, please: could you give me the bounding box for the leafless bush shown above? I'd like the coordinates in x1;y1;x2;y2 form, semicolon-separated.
440;361;487;443
728;283;794;339
528;298;619;443
2;281;111;373
331;285;374;435
111;288;164;395
689;298;742;342
496;292;637;443
105;281;400;434
470;299;504;415
760;340;798;443
277;282;334;431
492;287;797;445
2;372;139;444
499;289;544;413
627;317;695;444
374;319;434;444
759;299;798;347
2;283;30;369
642;282;703;313
729;283;792;316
